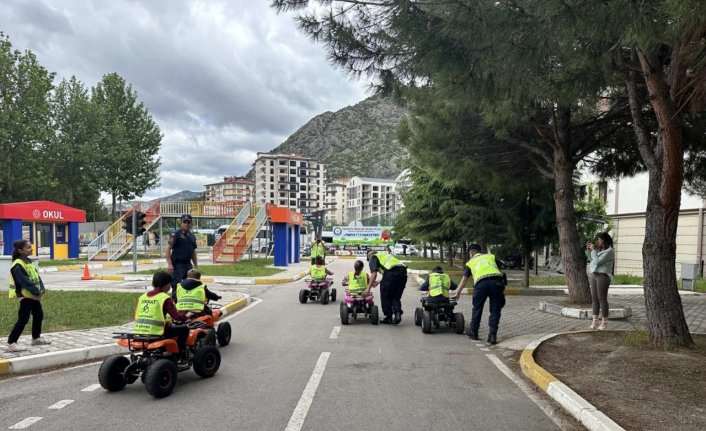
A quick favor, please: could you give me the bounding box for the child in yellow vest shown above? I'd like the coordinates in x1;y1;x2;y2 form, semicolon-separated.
310;256;333;281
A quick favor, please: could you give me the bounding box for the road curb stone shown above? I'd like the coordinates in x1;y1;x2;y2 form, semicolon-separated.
519;332;626;431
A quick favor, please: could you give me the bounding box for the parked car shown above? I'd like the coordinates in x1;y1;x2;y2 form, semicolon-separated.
423;246;441;258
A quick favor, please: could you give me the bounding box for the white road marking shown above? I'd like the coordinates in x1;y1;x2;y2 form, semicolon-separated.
485;354;567;430
48;400;74;410
8;417;43;429
329;326;341;339
221;297;263;323
80;384;101;392
475;344;485;347
285;352;331;431
480;348;490;352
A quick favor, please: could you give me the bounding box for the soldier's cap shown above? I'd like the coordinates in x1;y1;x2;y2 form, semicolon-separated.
180;214;193;222
468;243;482;252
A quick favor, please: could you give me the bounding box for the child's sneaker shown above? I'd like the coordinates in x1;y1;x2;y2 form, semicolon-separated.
4;343;27;352
31;337;51;346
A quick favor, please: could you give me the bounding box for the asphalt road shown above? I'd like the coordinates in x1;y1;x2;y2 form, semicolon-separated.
1;259;560;431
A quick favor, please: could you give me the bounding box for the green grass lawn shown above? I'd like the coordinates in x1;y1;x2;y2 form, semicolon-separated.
402;257;466;284
132;258;284;277
38;254;161;267
0;291;140;334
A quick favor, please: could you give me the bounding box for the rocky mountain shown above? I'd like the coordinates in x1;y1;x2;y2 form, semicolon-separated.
150;190;204;202
249;96;409;180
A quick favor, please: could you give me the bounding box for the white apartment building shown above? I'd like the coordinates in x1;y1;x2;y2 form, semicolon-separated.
394;168;412;212
204;176;254;202
253;153;326;214
346;176;396;224
581;170;705;277
324;180;348;226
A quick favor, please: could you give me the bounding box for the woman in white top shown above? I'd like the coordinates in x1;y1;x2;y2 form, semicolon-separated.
586;232;615;330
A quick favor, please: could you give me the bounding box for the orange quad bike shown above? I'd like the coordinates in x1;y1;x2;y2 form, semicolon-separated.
98;320;221;398
187;303;231;347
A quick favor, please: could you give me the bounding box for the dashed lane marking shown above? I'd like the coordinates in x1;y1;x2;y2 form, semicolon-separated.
48;400;74;410
80;384;101;392
9;417;43;429
285;352;331;431
329;326;341;339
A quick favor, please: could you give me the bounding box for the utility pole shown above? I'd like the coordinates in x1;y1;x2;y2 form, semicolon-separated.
132;204;138;273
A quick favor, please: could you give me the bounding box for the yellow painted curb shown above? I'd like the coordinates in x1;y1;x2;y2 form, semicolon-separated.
202;277;215;283
0;359;10;375
103;262;122;268
137;259;154;264
57;265;83;272
255;278;289;284
94;275;125;281
222;298;248;315
519;348;558;392
336;255;357;259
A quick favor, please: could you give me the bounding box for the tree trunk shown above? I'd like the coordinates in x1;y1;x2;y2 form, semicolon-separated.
637;50;694;347
423;242;428;259
553;150;592;303
111;193;117;221
523;250;531;288
440;244;444;263
448;244;454;267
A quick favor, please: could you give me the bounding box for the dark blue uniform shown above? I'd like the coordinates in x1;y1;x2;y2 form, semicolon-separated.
168;229;197;288
370;255;407;320
464;266;505;335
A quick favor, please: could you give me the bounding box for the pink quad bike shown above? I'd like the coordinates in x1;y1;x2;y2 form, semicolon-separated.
299;277;336;305
339;281;379;325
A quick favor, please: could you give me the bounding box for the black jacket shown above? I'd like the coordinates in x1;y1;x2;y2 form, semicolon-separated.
10;262;44;297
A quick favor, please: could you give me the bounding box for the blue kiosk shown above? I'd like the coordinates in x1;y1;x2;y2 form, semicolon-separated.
269;206;302;267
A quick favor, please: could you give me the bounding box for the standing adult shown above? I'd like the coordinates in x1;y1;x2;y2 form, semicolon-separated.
5;239;50;352
587;232;615;330
364;251;407;324
310;235;326;265
452;244;505;345
166;214;198;289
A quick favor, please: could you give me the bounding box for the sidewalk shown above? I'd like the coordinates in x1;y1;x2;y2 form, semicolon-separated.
0;292;250;376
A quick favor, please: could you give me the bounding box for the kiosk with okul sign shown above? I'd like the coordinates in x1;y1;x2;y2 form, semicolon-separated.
269;206;302;267
0;200;86;259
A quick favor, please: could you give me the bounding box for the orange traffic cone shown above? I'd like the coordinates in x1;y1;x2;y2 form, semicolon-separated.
81;264;94;280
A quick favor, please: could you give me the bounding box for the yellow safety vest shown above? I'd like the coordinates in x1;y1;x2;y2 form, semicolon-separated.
133;292;170;336
428;273;451;298
375;253;404;274
311;243;326;258
9;259;42;299
466;254;502;285
348;271;368;295
310;265;327;281
175;283;206;312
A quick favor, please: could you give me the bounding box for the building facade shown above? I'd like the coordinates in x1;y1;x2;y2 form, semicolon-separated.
204;176;254;203
324;180;347;227
394;168;411;213
253;153;326;214
346;176;396;224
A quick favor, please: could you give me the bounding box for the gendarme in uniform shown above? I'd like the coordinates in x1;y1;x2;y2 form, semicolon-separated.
167;214;198;289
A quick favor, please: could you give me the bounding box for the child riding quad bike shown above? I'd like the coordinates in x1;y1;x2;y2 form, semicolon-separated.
414;267;465;334
186;302;231;347
299;256;336;304
339;260;379;325
98;320;221;398
175;269;231;347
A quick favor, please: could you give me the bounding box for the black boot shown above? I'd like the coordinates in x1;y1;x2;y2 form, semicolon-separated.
380;315;393;324
393;311;402;324
468;331;479;341
486;333;497;345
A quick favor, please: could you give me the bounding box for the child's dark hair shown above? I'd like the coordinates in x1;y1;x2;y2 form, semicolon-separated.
596;232;614;249
187;269;201;279
354;260;364;274
315;256;325;265
152;271;173;289
12;239;29;261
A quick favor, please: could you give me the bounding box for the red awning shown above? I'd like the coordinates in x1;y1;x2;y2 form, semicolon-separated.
0;201;86;223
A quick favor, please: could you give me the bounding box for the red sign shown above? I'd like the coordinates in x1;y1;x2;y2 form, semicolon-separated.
0;200;86;222
269;206;303;226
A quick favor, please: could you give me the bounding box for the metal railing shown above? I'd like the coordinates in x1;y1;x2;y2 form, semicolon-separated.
87;211;132;261
159;201;246;218
211;203;251;262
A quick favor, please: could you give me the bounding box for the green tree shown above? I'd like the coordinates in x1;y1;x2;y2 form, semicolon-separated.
0;33;54;202
92;73;162;218
46;76;102;209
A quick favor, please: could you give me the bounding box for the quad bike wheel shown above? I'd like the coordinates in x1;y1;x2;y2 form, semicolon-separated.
321;290;330;305
370;305;379;325
217;322;232;346
144;359;178;398
340;302;349;325
421;311;432;334
414;308;423;326
299;289;309;304
453;313;465;335
205;328;217;346
98;355;130;392
194;345;221;378
331;288;337;302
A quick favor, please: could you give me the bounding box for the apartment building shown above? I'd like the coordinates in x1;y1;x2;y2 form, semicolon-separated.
253;153;326;214
346;176;396;224
394;168;412;212
204;176;254;203
324;180;348;226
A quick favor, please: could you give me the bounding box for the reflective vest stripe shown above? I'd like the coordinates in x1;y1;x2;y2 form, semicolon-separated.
178;298;204;304
176;283;206;311
134;318;165;326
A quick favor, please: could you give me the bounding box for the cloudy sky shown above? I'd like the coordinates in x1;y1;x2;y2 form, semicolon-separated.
0;0;369;200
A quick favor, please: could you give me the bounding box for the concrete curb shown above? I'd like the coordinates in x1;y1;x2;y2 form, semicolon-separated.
40;259;158;273
0;295;250;377
413;274;567;296
538;301;632;319
519;332;625;431
92;270;309;285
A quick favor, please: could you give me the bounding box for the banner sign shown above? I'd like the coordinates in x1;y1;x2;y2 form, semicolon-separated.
332;226;393;246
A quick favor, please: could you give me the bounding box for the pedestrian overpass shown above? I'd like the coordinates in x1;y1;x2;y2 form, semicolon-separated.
86;201;268;264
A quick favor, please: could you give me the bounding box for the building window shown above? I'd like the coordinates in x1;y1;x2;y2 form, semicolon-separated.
290;161;296;166
598;181;608;203
290;200;296;206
